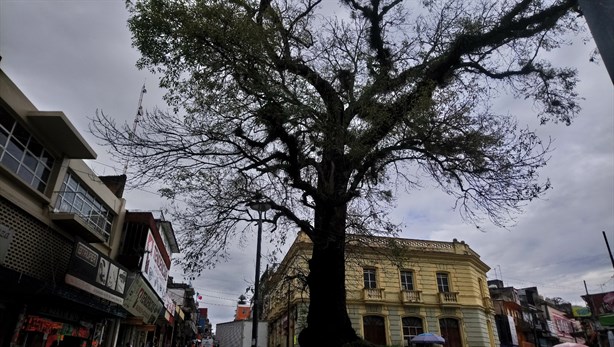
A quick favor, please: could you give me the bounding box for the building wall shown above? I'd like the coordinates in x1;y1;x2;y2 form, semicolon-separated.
262;233;500;347
0;68;128;347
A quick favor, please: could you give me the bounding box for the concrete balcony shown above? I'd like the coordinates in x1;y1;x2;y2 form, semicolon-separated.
50;211;109;243
400;290;422;304
438;292;459;305
363;288;385;301
52;191;112;243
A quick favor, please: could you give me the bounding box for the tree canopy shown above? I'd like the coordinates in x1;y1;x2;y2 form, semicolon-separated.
93;0;583;345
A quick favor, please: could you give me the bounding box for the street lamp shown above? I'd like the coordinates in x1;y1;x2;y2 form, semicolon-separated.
249;201;270;347
285;275;298;347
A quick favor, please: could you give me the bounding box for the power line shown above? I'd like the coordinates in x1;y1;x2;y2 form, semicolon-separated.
197;293;240;302
196;301;237;308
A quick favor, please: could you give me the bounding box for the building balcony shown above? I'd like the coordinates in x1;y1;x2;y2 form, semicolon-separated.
51;193;111;243
400;290;422;304
50;211;110;243
363;288;385;301
438;292;459;305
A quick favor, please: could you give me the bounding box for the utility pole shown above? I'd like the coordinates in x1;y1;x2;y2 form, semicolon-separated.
603;231;614;270
249;201;270;347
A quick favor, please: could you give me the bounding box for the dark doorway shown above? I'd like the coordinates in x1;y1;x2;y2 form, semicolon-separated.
439;318;462;347
363;315;386;346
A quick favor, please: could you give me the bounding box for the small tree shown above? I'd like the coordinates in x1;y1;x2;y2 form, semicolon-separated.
94;1;583;345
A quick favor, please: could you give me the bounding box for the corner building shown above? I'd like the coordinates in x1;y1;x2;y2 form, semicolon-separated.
0;68;129;347
262;232;500;347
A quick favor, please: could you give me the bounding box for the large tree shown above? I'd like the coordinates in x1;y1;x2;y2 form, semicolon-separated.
94;0;583;345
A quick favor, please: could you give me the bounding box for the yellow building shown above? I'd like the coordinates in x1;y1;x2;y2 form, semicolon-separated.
262;232;499;347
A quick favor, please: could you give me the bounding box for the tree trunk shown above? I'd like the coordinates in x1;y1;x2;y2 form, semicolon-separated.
298;203;359;347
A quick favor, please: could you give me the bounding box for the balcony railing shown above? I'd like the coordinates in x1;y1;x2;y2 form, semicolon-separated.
438;292;459;304
363;288;385;301
52;191;112;242
400;290;422;304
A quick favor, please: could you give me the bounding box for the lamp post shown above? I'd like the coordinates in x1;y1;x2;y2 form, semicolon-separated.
284;275;298;347
249;201;270;347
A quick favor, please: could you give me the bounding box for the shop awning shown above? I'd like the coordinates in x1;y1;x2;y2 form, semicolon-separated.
599;314;614;327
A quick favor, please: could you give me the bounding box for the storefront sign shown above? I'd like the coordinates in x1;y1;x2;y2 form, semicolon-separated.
65;241;128;304
0;224;15;265
572;305;592;317
142;230;169;300
176;305;185;320
163;293;176;323
123;274;164;324
582;291;614;316
22;315;89;338
164;310;175;325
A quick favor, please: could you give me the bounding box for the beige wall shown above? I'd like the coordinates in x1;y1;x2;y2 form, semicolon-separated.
263;234;500;347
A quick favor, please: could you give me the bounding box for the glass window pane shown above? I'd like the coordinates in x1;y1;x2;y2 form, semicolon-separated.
12;123;30;147
23;151;38;171
17;166;35;184
6;140;25;161
58;199;71;212
59;172;115;241
105;220;113;233
82;201;93;216
65;191;77;205
74;196;85;212
364;269;376;288
401;271;414;290
0;128;8;148
437;273;449;292
67;176;79;190
77;184;87;196
27;139;43;157
35;164;45;178
40;167;50;181
41;151;54;168
0;109;15;132
34;178;46;192
1;153;19;172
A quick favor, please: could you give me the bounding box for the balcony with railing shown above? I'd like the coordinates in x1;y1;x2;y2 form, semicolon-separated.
400;290;422;304
438;292;459;305
363;288;385;301
51;191;113;243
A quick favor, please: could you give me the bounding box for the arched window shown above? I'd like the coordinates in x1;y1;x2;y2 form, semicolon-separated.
402;317;424;346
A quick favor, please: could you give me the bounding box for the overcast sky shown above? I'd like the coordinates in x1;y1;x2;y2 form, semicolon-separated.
1;0;613;327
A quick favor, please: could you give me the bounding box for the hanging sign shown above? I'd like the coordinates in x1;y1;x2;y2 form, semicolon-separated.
65;240;128;304
123;274;164;324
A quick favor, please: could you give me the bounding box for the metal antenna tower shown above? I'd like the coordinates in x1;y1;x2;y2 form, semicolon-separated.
122;83;147;175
